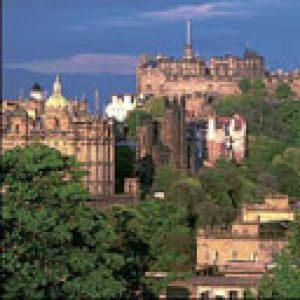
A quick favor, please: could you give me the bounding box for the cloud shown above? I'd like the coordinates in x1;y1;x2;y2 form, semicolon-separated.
5;53;138;75
142;2;246;20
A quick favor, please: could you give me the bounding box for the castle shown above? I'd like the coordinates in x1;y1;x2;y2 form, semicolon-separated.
136;21;300;98
1;76;115;199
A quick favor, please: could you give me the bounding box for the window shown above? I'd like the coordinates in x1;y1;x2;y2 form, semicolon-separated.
251;252;258;261
200;291;209;300
54;118;60;129
15;124;20;133
229;290;238;300
232;250;237;260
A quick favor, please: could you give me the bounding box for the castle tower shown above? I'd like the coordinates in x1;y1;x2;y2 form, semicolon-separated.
183;20;194;60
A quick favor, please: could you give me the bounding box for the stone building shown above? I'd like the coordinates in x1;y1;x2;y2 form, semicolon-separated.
194;195;294;297
158;195;294;299
205;114;246;166
136;21;300;99
136;95;188;172
1;76;115;199
136;21;265;98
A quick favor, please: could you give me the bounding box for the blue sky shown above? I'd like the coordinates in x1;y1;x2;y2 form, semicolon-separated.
3;0;300;109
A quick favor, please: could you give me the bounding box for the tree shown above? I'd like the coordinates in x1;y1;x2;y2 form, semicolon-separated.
252;79;266;94
106;201;193;298
239;78;251;93
259;216;300;299
153;165;185;193
115;145;135;193
270;147;300;197
135;154;155;199
125;109;151;137
1;144;124;299
143;97;165;119
276;83;294;99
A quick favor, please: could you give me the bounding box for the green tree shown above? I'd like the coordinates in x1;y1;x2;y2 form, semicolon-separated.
136;154;155;199
143;97;165;119
106;201;193;298
125;109;151;137
270;147;300;197
251;78;266;94
238;78;251;93
115;145;135;193
153;165;185;193
259;216;300;299
276;83;294;99
1;144;124;299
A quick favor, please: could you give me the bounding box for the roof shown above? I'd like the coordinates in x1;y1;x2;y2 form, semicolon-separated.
170;276;260;288
32;82;43;91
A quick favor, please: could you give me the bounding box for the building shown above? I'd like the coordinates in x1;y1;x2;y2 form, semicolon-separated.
136;21;265;98
136;21;300;99
205;114;246;166
1;76;115;199
136;95;188;172
105;93;137;122
158;195;295;299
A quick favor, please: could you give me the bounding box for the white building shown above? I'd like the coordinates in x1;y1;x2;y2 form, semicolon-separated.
105;94;138;122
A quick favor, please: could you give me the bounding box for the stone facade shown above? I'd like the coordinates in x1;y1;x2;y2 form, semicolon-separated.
1;77;115;199
136;25;264;98
136;96;188;172
136;22;300;99
206;114;246;165
196;195;295;275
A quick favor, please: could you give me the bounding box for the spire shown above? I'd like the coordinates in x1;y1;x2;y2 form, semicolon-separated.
183;19;193;59
187;19;191;46
94;88;100;114
53;74;62;96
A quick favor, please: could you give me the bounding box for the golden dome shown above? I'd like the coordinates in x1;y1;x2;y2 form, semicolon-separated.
46;75;68;109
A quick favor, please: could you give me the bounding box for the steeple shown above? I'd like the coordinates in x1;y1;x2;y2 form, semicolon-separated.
187;19;191;46
183;19;194;59
46;75;67;109
53;74;62;96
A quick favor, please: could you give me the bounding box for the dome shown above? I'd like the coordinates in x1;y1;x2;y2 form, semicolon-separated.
32;82;43;91
46;94;68;108
46;75;68;109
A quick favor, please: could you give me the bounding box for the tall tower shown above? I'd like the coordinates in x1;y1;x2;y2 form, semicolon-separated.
183;19;194;59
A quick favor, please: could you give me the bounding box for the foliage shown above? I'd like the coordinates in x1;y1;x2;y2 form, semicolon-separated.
238;78;251;93
259;216;300;299
135;155;155;199
106;201;193;298
125;109;151;137
215;94;300;146
270;147;300;197
115;145;135;193
251;78;266;93
1;144;124;299
153;165;185;192
276;83;294;99
143;97;165;119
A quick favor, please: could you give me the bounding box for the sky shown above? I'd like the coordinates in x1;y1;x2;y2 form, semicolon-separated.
3;0;300;110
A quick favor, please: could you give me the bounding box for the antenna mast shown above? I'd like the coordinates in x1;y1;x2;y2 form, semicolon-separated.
187;19;191;45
